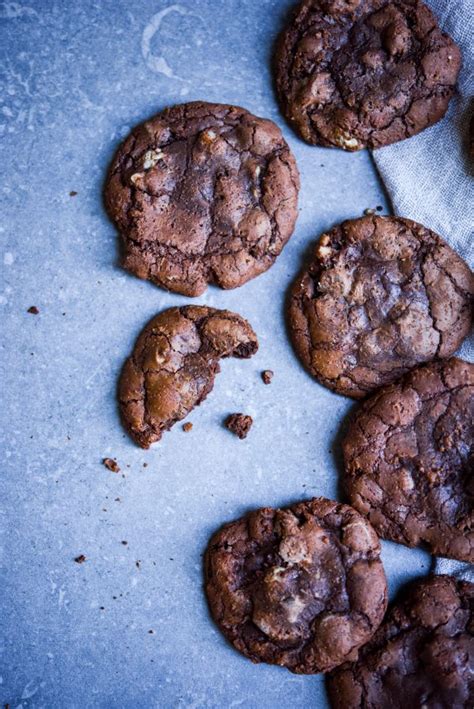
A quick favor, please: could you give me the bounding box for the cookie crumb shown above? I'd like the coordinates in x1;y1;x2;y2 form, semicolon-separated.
121;540;128;546
74;554;86;564
69;191;78;197
225;414;253;439
27;306;39;314
376;205;384;212
364;208;376;216
143;462;148;467
261;370;274;385
135;561;141;568
183;422;193;432
102;457;120;473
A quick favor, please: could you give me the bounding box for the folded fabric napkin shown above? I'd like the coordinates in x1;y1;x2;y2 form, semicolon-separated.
372;0;473;583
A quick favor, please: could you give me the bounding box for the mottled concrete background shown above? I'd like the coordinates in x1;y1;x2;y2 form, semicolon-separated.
0;2;430;707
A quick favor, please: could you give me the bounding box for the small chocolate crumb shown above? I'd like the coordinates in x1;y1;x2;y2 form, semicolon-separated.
364;208;376;216
102;457;120;473
121;540;128;546
183;422;193;432
225;413;253;439
136;561;141;568
148;630;155;634
27;306;39;315
376;205;384;212
69;191;78;196
262;370;274;385
143;462;148;468
100;606;105;610
74;554;86;564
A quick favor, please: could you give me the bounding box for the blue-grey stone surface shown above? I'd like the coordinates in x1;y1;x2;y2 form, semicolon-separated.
0;1;431;707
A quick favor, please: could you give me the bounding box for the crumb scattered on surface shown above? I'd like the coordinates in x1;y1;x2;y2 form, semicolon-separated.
136;561;141;568
183;422;193;432
74;555;86;564
103;457;120;473
376;205;384;212
261;370;274;385
27;306;39;314
143;462;148;467
364;208;376;216
121;541;128;546
69;191;78;196
225;413;253;439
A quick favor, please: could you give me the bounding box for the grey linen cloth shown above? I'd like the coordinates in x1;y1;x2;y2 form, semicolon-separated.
371;0;473;582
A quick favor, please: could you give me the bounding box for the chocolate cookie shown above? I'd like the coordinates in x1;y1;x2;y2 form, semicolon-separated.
119;306;258;448
288;216;473;398
274;0;461;150
343;358;474;562
327;575;474;708
105;102;299;296
205;497;387;674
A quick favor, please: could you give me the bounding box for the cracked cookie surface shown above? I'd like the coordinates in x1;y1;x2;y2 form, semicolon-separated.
274;0;461;150
105;101;299;296
327;575;474;708
343;358;474;562
205;497;387;674
118;306;258;448
288;216;473;398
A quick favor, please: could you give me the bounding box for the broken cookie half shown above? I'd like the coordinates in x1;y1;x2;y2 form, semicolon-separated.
205;497;387;674
118;306;258;448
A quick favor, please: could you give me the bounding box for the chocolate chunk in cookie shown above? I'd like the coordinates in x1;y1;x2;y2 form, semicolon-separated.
205;497;387;674
327;574;474;708
288;216;473;398
275;0;461;150
105;102;299;296
343;357;474;562
119;306;258;448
